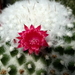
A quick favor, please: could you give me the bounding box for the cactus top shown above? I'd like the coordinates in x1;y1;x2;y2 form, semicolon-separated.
0;0;75;49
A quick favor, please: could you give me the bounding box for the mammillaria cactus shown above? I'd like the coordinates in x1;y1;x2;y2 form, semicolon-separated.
0;0;75;75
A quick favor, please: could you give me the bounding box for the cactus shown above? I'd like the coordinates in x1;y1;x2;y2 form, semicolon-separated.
0;43;47;75
0;0;75;75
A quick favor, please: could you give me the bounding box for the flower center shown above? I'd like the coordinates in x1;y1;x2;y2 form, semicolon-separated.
30;38;39;45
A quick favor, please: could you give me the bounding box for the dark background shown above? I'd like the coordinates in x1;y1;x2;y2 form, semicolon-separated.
0;0;19;9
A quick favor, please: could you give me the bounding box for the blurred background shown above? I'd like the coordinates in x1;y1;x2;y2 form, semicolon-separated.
0;0;19;10
0;0;75;15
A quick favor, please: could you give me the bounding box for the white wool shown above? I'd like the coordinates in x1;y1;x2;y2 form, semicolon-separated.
66;32;73;37
45;55;49;60
34;59;47;70
17;53;22;58
7;67;11;72
67;23;74;28
9;46;14;52
0;55;3;59
27;63;32;69
0;0;75;48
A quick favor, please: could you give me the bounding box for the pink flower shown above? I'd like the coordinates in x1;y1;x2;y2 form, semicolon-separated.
17;25;49;55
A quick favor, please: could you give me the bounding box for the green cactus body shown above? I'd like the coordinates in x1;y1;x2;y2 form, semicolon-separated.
0;0;75;75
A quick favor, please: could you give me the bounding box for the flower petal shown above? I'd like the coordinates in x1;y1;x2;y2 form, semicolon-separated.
30;25;34;29
43;40;49;46
35;49;40;55
36;25;41;31
23;47;28;51
17;44;22;48
18;32;22;35
16;37;22;39
13;39;17;43
40;31;48;37
24;25;29;30
29;49;34;54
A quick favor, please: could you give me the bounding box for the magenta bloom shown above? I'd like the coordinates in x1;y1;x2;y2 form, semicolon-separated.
17;25;49;55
